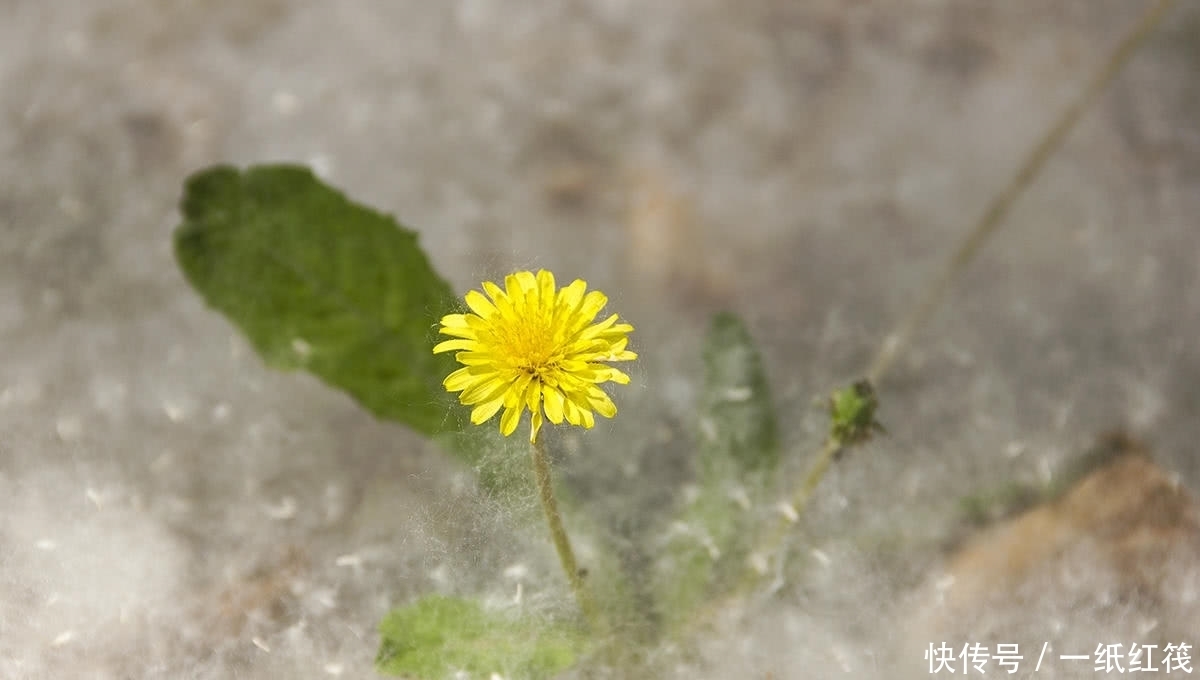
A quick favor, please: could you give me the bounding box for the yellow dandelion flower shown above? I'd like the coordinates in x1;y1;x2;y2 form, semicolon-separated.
433;269;637;443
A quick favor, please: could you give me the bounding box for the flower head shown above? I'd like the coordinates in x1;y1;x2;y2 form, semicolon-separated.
434;270;637;443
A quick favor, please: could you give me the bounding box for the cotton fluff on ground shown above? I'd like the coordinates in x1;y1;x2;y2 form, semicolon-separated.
2;1;1199;678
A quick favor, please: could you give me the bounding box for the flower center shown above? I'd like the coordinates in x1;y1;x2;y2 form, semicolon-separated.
502;319;560;379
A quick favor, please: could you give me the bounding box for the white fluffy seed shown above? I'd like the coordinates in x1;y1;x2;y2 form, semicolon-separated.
776;502;799;523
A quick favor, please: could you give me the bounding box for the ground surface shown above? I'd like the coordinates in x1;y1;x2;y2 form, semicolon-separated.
2;1;1199;678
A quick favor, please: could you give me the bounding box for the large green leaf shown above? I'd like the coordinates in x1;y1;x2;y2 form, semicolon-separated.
174;164;464;438
376;595;581;679
173;164;545;501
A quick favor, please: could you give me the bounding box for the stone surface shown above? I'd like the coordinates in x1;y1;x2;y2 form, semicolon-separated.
899;433;1200;677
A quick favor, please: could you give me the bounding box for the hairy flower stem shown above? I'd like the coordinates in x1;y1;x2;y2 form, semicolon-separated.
757;437;842;568
867;0;1180;384
777;0;1180;558
531;435;599;628
723;0;1180;616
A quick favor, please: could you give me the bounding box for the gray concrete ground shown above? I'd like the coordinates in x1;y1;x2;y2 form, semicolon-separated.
2;1;1199;678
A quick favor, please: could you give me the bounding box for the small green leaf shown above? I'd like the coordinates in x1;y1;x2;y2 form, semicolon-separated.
654;312;778;630
654;482;744;631
175;164;463;437
376;595;581;679
698;312;779;475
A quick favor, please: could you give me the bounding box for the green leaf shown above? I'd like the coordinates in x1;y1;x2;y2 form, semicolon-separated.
175;164;463;438
654;312;779;630
653;482;746;632
376;595;581;679
174;164;541;502
699;312;779;475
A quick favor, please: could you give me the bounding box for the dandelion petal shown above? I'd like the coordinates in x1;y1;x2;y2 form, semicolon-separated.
500;405;522;436
543;387;566;424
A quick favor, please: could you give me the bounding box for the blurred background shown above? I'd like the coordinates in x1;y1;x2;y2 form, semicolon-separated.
1;1;1198;677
